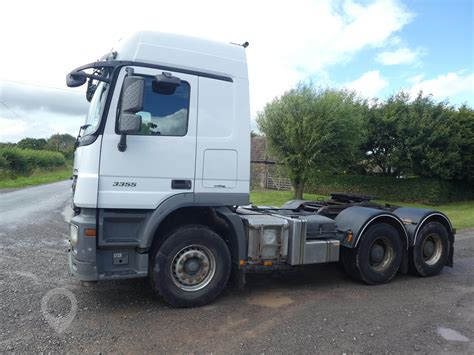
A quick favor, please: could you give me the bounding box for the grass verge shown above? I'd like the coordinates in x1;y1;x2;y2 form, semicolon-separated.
250;189;474;230
0;168;71;190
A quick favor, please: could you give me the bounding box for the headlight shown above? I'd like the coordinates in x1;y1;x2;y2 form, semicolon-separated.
263;229;277;245
70;224;79;245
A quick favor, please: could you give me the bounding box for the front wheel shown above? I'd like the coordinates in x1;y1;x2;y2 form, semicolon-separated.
150;225;231;308
341;223;403;285
409;221;449;277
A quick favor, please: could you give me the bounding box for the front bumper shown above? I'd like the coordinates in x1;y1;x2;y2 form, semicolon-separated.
69;208;99;281
69;252;99;281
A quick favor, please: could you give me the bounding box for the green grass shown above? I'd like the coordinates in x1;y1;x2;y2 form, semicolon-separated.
1;174;472;230
0;168;71;189
250;190;327;207
250;189;474;230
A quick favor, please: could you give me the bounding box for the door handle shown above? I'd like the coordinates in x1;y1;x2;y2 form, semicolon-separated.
171;180;192;190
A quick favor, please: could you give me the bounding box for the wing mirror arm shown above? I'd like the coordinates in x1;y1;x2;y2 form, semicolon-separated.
118;133;127;152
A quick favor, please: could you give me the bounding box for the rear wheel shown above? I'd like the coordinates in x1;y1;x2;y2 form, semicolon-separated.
342;223;403;285
150;225;231;308
409;221;449;277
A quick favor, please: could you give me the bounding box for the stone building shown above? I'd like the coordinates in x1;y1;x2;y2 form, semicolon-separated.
250;136;291;190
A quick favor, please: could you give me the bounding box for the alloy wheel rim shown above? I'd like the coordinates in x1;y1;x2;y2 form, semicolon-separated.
170;245;216;291
421;233;443;266
368;237;395;272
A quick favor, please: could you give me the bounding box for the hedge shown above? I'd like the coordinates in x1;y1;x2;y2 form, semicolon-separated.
306;173;474;205
0;147;66;176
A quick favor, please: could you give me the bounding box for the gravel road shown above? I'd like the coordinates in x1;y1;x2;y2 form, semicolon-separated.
0;181;473;353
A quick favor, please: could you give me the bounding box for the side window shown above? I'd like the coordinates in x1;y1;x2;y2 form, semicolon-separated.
133;76;190;136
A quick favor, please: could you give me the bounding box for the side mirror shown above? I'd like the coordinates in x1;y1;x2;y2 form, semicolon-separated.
117;75;145;152
118;113;142;134
152;72;181;95
66;74;87;88
120;76;145;114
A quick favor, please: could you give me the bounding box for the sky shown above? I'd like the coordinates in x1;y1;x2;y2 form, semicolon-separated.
0;0;472;142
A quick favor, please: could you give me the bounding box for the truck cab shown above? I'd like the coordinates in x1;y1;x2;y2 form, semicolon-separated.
67;31;454;307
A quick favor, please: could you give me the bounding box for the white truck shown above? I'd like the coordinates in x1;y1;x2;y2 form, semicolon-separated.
66;31;454;307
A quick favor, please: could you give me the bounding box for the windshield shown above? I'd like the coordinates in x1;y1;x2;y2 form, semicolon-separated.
83;82;108;135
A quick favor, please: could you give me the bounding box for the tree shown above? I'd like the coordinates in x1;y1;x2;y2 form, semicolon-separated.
257;83;366;199
0;142;16;149
405;93;461;180
45;133;76;159
46;133;75;152
363;92;412;176
363;91;465;180
17;138;47;150
452;104;474;183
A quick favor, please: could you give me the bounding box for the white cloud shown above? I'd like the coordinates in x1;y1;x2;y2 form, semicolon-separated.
388;36;403;46
0;108;83;143
331;0;413;54
0;117;28;141
0;0;413;141
345;70;389;98
406;74;425;84
376;47;425;65
408;71;474;102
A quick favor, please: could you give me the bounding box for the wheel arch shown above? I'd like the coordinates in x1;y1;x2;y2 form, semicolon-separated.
392;207;454;245
414;213;453;245
355;215;409;249
141;194;246;265
335;206;409;249
393;207;455;267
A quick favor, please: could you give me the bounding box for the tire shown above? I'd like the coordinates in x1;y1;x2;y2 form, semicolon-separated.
150;225;231;308
342;223;403;285
340;246;361;281
409;221;449;277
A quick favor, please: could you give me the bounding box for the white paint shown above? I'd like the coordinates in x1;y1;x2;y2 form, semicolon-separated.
195;75;250;195
41;288;78;334
70;33;252;209
115;32;248;79
202;150;238;188
72;138;102;208
96;65;199;209
437;327;470;342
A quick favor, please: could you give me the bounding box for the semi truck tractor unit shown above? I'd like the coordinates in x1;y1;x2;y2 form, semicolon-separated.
66;31;455;307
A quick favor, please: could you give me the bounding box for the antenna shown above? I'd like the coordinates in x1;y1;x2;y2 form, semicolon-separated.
230;41;250;48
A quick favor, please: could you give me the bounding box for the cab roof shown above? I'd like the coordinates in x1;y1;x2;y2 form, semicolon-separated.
114;31;248;80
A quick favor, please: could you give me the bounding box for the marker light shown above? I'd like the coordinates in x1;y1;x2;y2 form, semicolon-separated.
347;230;353;243
84;229;96;237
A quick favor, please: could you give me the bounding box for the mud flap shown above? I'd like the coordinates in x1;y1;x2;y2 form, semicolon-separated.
400;249;409;274
446;234;454;267
229;265;246;291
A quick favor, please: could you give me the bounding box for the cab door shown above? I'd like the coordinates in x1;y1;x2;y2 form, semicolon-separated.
98;66;198;209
